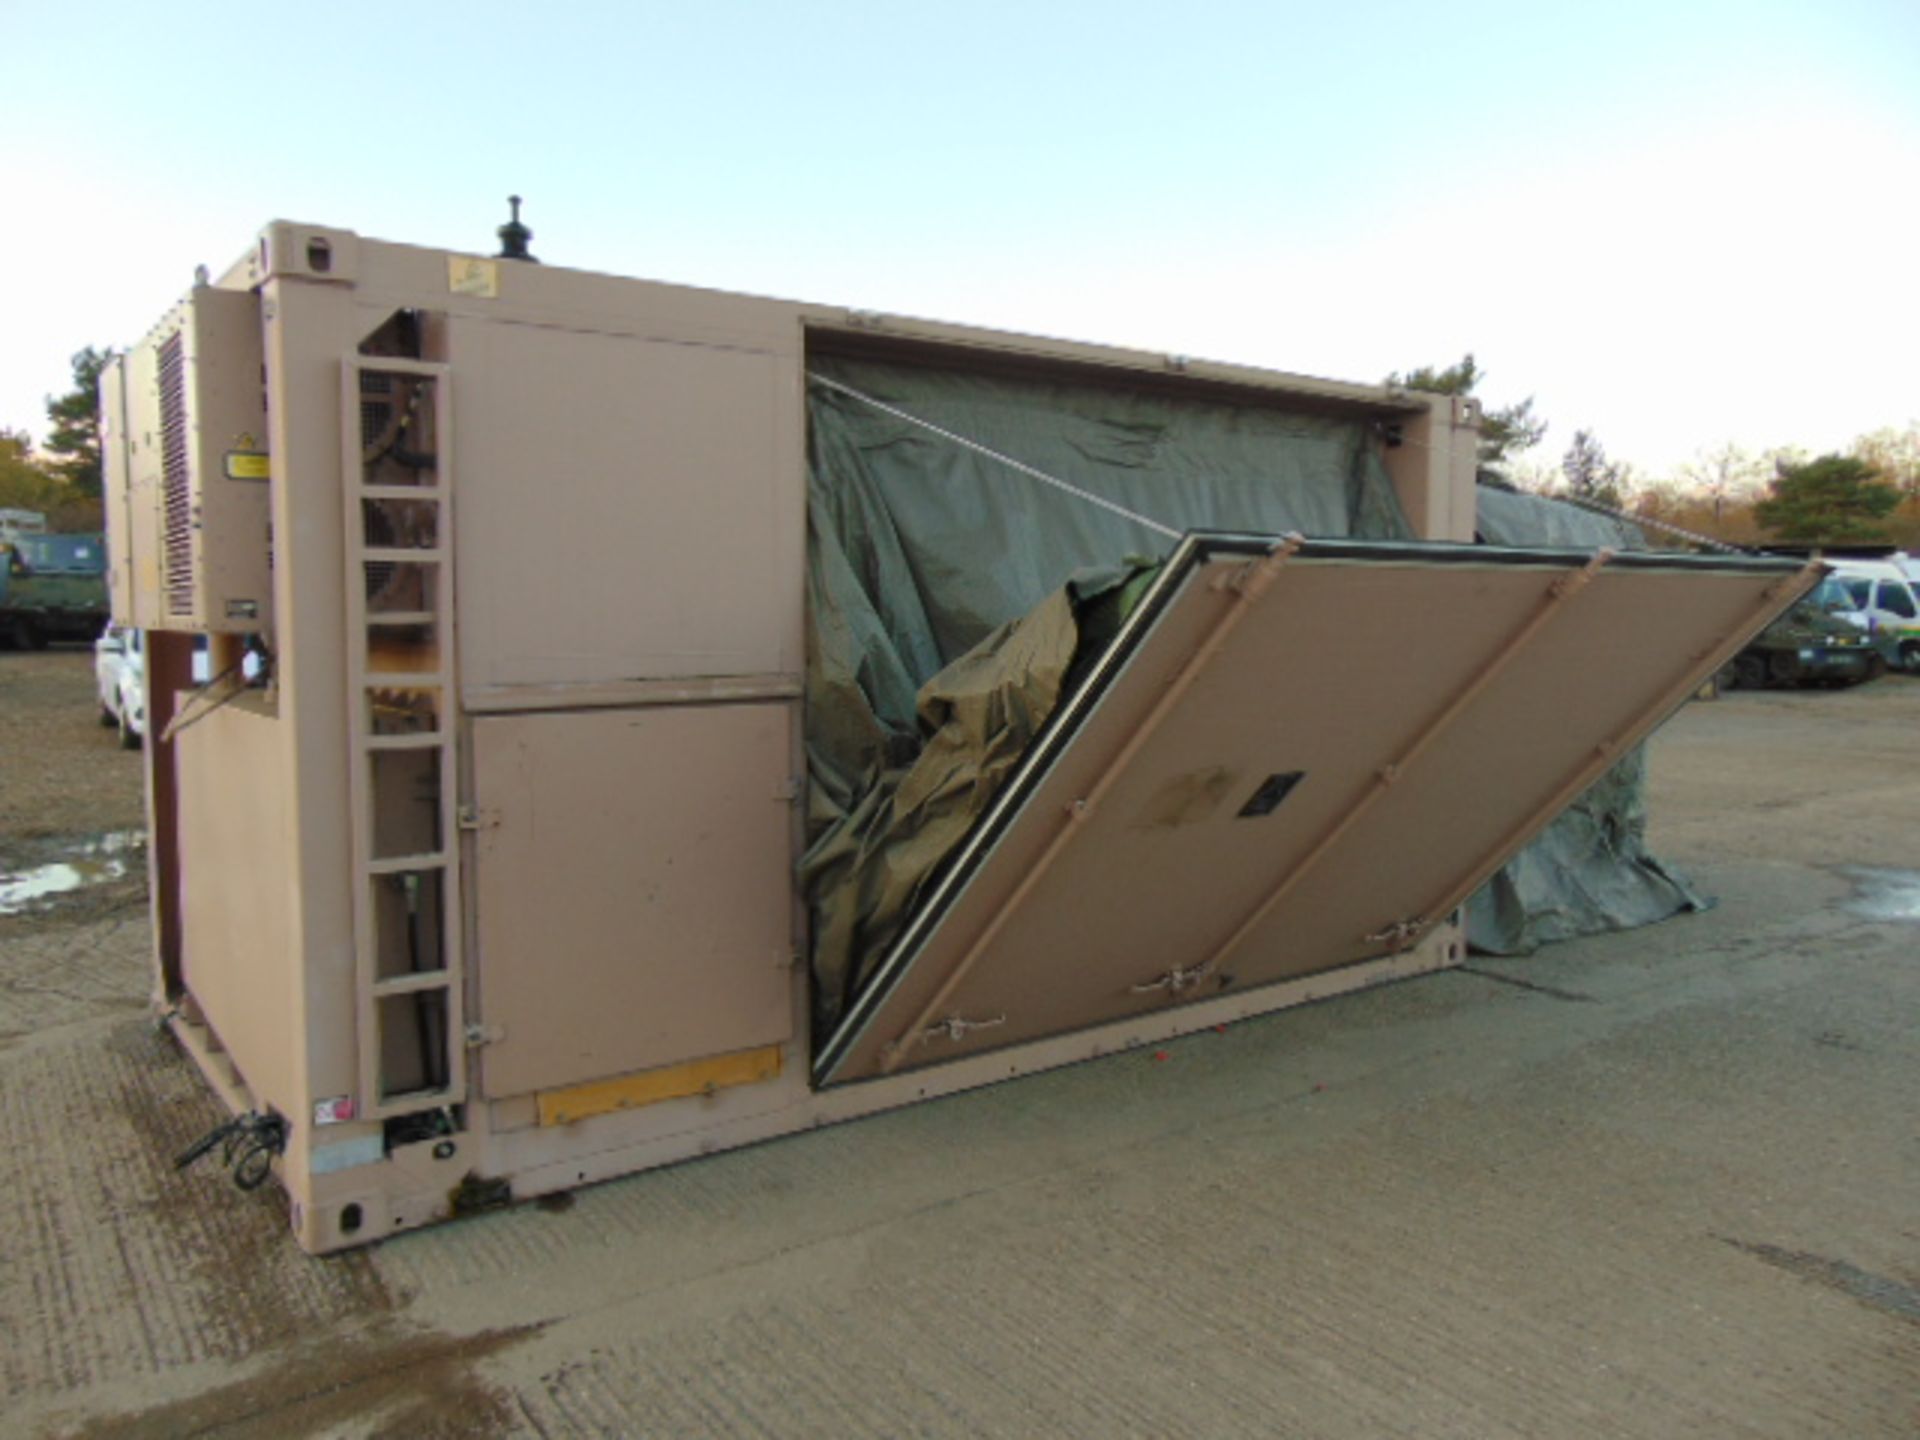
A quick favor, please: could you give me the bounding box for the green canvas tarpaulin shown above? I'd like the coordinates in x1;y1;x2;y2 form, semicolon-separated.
1474;483;1644;550
1468;483;1710;953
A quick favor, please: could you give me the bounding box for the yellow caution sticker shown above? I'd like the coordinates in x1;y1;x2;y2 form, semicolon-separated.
448;255;500;299
224;452;270;481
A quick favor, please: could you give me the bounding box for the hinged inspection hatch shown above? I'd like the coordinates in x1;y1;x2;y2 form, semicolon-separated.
816;534;1812;1085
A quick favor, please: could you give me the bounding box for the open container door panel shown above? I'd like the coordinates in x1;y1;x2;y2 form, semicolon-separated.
817;534;1812;1086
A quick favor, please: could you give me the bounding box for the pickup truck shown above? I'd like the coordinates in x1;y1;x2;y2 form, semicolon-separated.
1;533;109;649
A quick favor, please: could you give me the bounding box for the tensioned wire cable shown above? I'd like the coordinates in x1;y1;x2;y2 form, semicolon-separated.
1543;490;1750;555
806;371;1184;542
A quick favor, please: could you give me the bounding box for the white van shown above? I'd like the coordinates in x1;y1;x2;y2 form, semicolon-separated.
1829;560;1920;673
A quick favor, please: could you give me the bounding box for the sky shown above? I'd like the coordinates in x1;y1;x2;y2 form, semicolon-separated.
2;0;1915;478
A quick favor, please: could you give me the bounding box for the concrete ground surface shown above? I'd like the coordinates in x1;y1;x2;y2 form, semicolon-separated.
1;649;1916;1438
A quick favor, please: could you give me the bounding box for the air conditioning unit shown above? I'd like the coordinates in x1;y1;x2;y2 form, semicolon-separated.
105;286;272;631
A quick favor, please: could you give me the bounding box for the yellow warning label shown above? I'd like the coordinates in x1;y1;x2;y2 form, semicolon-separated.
448;255;500;299
224;452;270;481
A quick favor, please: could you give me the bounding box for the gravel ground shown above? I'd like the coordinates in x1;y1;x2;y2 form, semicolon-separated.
0;650;149;937
1;653;1916;1438
0;650;145;855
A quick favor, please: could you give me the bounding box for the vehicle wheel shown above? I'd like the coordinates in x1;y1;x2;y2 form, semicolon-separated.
1902;642;1920;676
117;705;141;752
1866;655;1888;682
1769;650;1807;687
10;618;38;651
99;702;116;728
1733;653;1767;690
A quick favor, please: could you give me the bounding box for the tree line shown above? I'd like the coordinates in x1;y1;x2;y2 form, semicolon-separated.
2;348;111;531
1392;354;1919;551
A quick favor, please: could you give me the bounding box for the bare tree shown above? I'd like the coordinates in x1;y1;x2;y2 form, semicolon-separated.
1850;423;1920;501
1676;442;1763;523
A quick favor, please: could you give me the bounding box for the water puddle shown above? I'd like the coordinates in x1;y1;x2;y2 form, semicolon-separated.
1835;866;1920;923
0;831;145;915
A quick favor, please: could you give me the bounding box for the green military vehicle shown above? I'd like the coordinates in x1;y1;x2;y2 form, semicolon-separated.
1719;575;1885;689
0;533;110;649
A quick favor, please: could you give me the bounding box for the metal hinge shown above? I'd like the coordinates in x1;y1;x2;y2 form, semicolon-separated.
464;1022;506;1048
1130;961;1215;996
1364;917;1427;948
457;805;500;832
911;1013;1007;1049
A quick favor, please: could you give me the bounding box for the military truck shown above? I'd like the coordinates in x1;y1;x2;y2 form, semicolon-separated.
0;533;110;649
0;508;47;544
1719;575;1884;689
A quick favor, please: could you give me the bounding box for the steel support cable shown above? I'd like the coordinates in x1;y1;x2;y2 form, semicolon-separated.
158;651;264;744
805;371;1184;542
1546;490;1750;555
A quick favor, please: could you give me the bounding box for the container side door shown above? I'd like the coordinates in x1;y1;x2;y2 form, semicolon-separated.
469;703;796;1100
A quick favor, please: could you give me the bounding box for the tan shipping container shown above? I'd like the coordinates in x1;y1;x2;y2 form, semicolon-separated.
103;220;1813;1252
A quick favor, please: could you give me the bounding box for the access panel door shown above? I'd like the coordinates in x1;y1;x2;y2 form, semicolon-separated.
470;703;796;1099
448;316;802;696
817;535;1811;1086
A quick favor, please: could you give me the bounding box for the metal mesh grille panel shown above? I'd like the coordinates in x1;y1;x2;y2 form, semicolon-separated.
360;372;396;458
157;330;193;616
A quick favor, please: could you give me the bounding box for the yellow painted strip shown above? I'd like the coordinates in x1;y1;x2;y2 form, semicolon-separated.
538;1044;783;1127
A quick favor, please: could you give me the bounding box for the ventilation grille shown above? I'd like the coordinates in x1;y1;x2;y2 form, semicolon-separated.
157;330;193;616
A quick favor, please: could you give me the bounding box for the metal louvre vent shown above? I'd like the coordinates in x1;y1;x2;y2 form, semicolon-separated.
157;330;193;616
118;287;270;633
